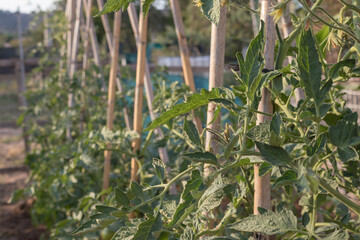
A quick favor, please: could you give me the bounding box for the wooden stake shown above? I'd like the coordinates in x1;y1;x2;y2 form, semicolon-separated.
249;0;259;36
16;9;30;154
279;1;305;104
66;0;82;140
204;6;227;176
127;3;172;191
254;0;275;224
96;0;114;53
169;0;202;133
82;0;107;91
66;0;75;71
103;10;122;190
131;7;148;182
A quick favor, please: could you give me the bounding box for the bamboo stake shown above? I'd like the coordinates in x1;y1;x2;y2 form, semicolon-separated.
127;3;172;191
82;0;107;91
103;10;122;190
96;0;114;53
254;0;275;224
204;6;227;176
16;9;30;154
249;0;259;36
66;0;75;71
279;0;304;104
169;0;203;133
131;7;149;183
66;0;82;140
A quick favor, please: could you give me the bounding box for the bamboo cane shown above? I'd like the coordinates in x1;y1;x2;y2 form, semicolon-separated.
254;0;275;224
249;0;259;36
279;0;304;104
131;7;149;183
127;3;173;192
102;10;122;190
66;0;75;71
66;0;82;140
16;9;30;154
96;0;114;54
204;6;227;176
169;0;203;133
81;0;107;91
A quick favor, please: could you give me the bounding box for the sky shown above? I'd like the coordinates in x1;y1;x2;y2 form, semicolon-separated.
0;0;57;13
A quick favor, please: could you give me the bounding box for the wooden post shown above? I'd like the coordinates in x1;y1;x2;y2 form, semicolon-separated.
279;0;304;104
96;0;114;53
43;12;52;48
102;11;122;190
16;9;30;154
204;6;227;176
127;3;172;191
254;0;275;228
169;0;202;133
66;0;75;71
131;7;149;183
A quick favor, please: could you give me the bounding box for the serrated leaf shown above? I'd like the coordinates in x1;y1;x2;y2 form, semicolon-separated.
183;118;202;148
167;170;202;227
144;89;219;131
96;205;119;214
247;122;271;144
96;0;131;16
255;141;292;167
297;29;322;105
270;113;281;135
323;229;349;240
230;209;298;235
200;0;222;24
115;188;130;208
329;59;356;79
272;170;297;189
224;135;239;160
338;146;359;162
182;152;218;165
72;219;102;235
329;112;358;148
130;181;144;200
198;180;234;212
153;158;165;182
259;162;272;177
209;98;237;113
132;214;162;240
142;0;154;15
306;133;327;156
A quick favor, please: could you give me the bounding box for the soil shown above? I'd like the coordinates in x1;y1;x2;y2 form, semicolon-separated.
0;128;47;240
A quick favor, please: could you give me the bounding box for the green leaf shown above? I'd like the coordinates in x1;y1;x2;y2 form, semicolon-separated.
247;122;271;144
182;152;218;165
329;59;356;79
305;173;319;193
230;209;298;235
183;118;202;148
270;113;281;135
152;158;165;182
167;170;202;227
224;135;239;160
96;205;119;214
297;29;322;105
201;0;222;24
323;229;349;240
96;0;131;16
142;0;155;15
132;214;162;240
338;147;359;162
130;181;144;200
306;133;327;156
329;112;358;148
255;141;293;167
198;178;234;212
272;170;297;189
259;162;272;177
144;89;219;131
209;98;237;113
115;188;130;208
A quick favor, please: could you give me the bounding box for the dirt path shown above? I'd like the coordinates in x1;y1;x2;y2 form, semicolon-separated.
0;128;46;240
